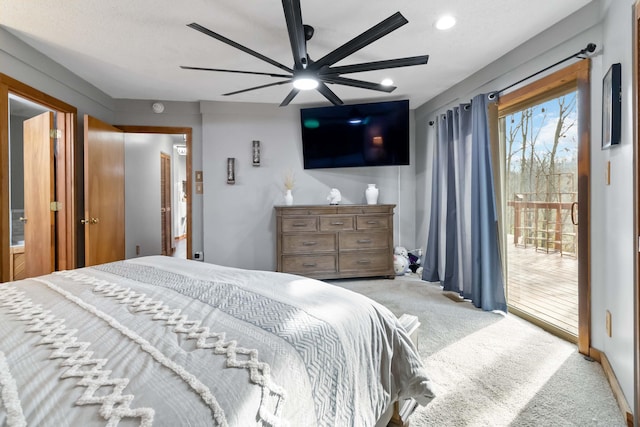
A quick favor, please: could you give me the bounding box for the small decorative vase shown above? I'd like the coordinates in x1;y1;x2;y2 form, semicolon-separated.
365;184;379;205
284;189;293;206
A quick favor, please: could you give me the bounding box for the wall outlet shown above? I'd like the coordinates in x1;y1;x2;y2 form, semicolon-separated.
194;251;203;261
606;310;612;337
136;245;140;256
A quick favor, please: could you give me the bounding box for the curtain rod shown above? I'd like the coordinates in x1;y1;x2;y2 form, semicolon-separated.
427;43;596;126
488;42;596;100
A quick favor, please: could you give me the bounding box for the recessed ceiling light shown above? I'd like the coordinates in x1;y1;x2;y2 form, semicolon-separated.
435;15;456;30
381;78;394;86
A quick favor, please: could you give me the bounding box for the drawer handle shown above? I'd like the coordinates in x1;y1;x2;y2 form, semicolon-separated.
357;259;372;265
303;241;317;246
330;221;344;225
367;220;379;224
303;262;317;267
357;239;372;244
292;223;308;227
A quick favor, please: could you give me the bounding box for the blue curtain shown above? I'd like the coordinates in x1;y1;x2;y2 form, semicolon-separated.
422;94;507;312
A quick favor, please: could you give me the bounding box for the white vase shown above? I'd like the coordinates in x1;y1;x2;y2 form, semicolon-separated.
365;184;379;205
284;189;293;206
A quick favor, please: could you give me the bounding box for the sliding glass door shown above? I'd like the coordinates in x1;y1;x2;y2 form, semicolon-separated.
497;59;590;351
501;90;579;340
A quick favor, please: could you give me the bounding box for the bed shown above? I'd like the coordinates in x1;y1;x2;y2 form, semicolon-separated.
0;256;434;426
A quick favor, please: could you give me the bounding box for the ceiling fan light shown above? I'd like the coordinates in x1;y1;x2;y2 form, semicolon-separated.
293;77;319;90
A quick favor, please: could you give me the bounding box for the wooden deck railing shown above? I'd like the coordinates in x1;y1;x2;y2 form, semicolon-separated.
508;200;577;256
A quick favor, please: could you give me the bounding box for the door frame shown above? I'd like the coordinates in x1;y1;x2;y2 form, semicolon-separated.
633;1;640;421
160;151;172;256
0;73;77;282
115;125;193;260
497;59;591;355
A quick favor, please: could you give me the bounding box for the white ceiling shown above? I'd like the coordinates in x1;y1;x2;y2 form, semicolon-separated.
0;0;594;108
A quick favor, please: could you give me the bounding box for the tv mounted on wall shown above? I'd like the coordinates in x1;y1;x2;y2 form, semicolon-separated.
300;99;409;169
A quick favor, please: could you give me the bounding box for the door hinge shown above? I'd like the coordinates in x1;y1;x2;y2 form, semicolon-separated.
50;201;63;211
50;129;62;139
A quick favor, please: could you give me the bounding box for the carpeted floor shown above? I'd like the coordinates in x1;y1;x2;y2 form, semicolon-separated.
327;274;626;427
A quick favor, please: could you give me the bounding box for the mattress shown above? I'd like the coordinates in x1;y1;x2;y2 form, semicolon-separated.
0;256;434;426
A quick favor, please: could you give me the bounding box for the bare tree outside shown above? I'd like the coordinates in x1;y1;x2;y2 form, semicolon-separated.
503;91;578;255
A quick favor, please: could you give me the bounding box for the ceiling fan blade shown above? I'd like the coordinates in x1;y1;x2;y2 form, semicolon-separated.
322;76;396;93
280;88;300;106
282;0;308;70
312;12;408;69
223;80;291;96
187;23;293;74
316;82;344;105
180;66;292;78
321;55;429;76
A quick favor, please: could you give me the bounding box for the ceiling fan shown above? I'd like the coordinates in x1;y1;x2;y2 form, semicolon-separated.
180;0;429;106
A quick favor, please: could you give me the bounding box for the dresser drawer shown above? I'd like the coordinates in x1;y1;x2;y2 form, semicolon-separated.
282;254;337;274
340;231;388;250
319;215;354;231
356;215;389;230
339;250;391;272
282;233;336;253
275;205;395;279
282;217;318;232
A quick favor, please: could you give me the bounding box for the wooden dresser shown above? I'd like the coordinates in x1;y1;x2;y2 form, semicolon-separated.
275;204;395;279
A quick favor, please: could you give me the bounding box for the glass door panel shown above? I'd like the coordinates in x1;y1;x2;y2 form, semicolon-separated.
502;90;579;339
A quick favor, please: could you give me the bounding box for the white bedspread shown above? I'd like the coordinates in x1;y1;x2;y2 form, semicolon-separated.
0;256;434;426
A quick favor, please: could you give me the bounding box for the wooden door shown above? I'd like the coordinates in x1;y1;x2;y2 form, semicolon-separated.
160;153;172;255
84;115;125;266
23;111;55;277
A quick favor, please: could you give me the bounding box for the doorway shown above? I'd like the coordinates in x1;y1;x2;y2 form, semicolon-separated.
0;74;77;283
497;59;591;354
117;126;193;261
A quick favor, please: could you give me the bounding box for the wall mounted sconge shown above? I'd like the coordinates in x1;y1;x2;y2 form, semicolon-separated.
252;140;260;166
227;158;235;184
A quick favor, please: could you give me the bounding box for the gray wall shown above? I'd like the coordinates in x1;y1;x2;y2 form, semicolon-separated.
200;101;416;270
415;0;634;408
596;0;635;410
0;27;116;125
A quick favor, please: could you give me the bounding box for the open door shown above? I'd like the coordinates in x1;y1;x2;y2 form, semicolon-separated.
160;152;172;256
84;115;125;266
23;111;55;277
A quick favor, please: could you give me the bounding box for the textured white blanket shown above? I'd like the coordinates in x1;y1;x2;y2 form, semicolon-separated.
0;256;434;426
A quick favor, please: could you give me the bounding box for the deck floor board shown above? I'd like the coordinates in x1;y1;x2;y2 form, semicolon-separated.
507;242;578;336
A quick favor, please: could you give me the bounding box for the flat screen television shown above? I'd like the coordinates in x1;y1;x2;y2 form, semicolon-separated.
300;99;409;169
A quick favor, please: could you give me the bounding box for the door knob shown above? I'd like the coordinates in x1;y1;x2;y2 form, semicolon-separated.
90;217;100;224
19;217;27;223
80;218;89;225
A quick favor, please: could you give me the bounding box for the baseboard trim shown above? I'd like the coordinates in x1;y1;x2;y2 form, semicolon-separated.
590;347;634;427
